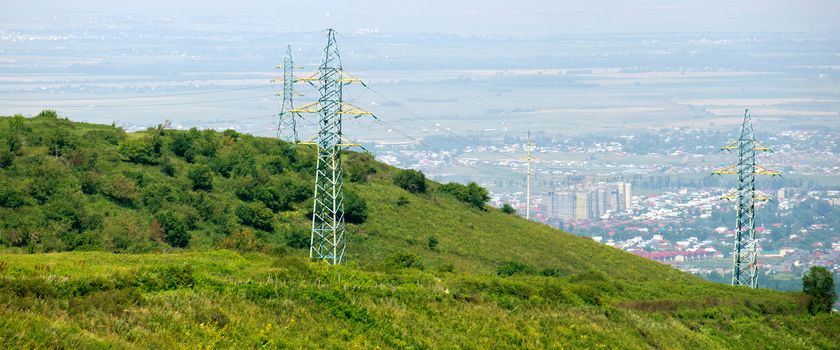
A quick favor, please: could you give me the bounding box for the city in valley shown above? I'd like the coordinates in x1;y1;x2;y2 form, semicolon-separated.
368;126;840;293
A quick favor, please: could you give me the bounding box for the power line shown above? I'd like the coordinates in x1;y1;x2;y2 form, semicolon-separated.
1;94;275;109
0;85;269;102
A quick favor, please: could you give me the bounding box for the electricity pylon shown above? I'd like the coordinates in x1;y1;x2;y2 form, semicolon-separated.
274;45;302;142
520;131;537;220
301;29;374;265
713;109;780;288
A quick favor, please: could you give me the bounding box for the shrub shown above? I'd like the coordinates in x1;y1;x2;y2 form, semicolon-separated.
6;115;25;154
36;110;59;119
396;196;409;207
170;130;196;160
45;128;77;157
541;268;564;277
142;183;182;211
155;211;190;248
803;266;836;314
393;169;426;193
439;182;489;209
135;265;195;291
219;229;265;253
251;178;309;212
346;153;377;183
118;137;160;165
83;129;125;145
188;165;213;191
103;175;139;205
194;129;220;157
78;172;101;195
497;261;536;276
427;236;439;250
501;203;516;214
160;157;177;176
383;252;424;270
0;149;12;168
261;156;285;175
69;289;142;314
285;227;310;249
236;202;274;231
222;129;240;140
0;186;26;208
343;191;367;224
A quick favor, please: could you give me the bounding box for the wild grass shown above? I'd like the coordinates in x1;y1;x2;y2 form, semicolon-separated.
0;115;838;348
0;251;837;349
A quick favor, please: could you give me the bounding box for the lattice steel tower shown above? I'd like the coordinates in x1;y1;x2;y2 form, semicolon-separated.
713;109;779;288
275;45;300;142
521;131;537;220
306;29;372;265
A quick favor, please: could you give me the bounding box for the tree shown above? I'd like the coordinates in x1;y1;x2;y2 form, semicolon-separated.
170;130;196;161
155;211;190;248
344;191;368;224
118;138;160;165
46;128;77;157
188;165;213;191
501;203;516;214
0;185;26;209
393;169;427;193
803;266;836;314
36;110;59;119
6;114;25;154
236;202;274;231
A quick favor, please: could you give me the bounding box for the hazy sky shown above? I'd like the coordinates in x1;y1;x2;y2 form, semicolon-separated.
2;0;840;35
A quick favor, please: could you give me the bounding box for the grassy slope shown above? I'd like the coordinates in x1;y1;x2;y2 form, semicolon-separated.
0;115;838;348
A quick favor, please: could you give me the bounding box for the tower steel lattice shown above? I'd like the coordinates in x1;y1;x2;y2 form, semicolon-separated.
304;29;373;265
275;45;300;142
521;131;537;220
713;109;780;288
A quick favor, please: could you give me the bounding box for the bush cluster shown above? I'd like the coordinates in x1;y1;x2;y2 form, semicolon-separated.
393;169;426;193
438;182;489;209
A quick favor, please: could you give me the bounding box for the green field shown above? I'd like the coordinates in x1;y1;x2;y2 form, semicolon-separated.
0;113;838;348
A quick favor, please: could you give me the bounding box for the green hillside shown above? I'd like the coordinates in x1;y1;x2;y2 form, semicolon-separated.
0;112;838;348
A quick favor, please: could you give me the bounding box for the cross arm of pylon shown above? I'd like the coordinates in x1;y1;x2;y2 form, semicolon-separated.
338;71;368;87
338;135;367;151
295;70;320;85
754;165;781;176
711;165;737;175
290;101;320;113
338;102;377;119
720;140;739;151
295;132;318;146
753;140;773;152
720;189;772;201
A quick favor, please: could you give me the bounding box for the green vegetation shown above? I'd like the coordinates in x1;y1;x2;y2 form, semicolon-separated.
0;114;838;348
501;203;516;214
393;168;427;193
438;181;489;209
803;266;837;314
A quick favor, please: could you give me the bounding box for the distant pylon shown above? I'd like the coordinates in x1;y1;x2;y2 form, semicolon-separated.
713;109;780;288
521;131;537;220
275;45;300;142
302;29;374;265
